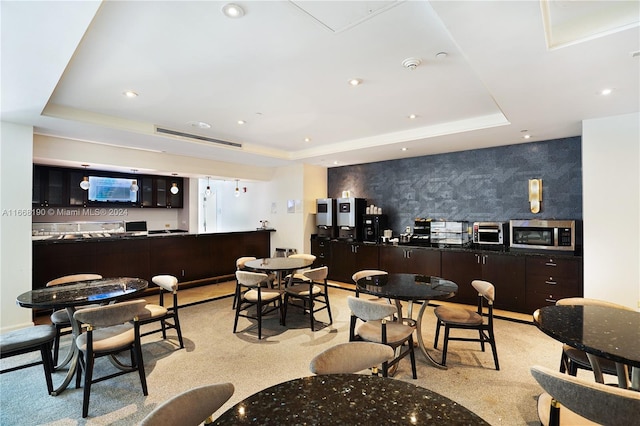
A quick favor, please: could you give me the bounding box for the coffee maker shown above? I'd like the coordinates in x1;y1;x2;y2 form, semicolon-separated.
336;198;366;241
315;198;337;239
362;214;388;243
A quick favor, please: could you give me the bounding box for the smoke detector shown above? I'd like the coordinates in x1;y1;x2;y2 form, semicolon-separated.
402;57;422;70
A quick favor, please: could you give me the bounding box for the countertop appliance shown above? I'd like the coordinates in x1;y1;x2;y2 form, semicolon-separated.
430;221;469;247
316;198;337;239
410;218;431;246
510;219;579;252
362;214;387;243
472;222;509;246
336;197;366;241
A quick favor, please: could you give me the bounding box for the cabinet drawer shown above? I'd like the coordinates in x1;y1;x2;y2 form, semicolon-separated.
526;257;582;278
526;273;581;293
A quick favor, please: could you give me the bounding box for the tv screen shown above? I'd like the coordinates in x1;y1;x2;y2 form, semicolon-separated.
88;176;137;203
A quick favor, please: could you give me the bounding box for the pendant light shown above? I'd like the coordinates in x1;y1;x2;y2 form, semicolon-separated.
234;179;240;197
170;173;179;194
80;164;90;190
205;177;212;196
130;169;139;192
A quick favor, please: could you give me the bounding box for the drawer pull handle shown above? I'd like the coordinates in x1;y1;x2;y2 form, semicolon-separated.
545;280;557;285
545;262;557;267
545;298;557;303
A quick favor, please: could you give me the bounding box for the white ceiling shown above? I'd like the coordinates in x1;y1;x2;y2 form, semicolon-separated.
2;1;638;177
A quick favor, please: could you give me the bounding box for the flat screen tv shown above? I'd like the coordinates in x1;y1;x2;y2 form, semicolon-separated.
88;176;137;203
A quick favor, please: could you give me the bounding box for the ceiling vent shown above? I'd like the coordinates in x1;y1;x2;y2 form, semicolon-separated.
154;126;242;149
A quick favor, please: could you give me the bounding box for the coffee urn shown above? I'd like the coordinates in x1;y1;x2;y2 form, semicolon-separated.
362;214;388;243
316;198;337;239
336;198;366;241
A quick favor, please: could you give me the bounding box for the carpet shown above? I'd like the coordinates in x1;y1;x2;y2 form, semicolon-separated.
1;287;569;425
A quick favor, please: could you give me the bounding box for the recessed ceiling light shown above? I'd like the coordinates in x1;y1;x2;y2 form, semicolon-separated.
222;3;244;18
401;147;408;151
348;78;362;86
333;161;339;165
188;121;211;129
304;137;311;142
600;88;613;96
523;134;531;139
237;120;246;125
123;90;138;98
408;114;417;119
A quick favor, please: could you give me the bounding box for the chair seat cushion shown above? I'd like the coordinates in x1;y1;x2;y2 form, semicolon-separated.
356;321;414;346
0;325;56;353
285;285;321;297
536;392;598;426
244;289;281;303
76;323;134;353
140;304;169;320
434;305;483;325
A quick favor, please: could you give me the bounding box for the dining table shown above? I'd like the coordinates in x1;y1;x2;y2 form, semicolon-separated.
533;304;640;391
211;373;489;425
244;257;314;288
355;273;458;369
16;277;148;395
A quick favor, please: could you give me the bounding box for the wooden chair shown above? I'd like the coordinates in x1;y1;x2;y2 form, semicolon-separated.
283;253;316;286
139;275;184;349
309;342;394;375
233;256;256;309
234;271;283;339
433;280;499;370
73;299;148;418
347;296;417;379
531;365;640;425
140;382;234;426
0;325;57;394
283;266;332;331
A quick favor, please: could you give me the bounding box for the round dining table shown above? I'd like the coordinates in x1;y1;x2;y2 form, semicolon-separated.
16;277;148;395
212;374;489;425
244;257;314;288
356;273;458;369
533;304;640;390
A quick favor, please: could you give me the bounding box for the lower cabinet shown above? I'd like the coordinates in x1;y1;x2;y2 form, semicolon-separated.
379;245;440;276
524;256;582;313
327;241;379;283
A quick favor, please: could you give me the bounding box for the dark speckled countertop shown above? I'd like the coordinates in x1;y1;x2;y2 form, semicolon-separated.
212;374;488;425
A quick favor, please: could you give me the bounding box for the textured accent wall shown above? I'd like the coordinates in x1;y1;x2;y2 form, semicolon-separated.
328;137;582;234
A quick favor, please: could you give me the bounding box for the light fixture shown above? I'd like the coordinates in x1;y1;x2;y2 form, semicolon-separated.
237;120;246;125
401;147;408;151
123;90;138;98
529;179;542;213
234;179;240;197
80;164;90;190
129;169;139;192
170;173;179;194
348;78;362;86
205;177;212;196
222;3;244;18
600;88;613;96
408;114;417;119
402;57;422;70
435;52;448;59
188;121;211;129
304;137;311;142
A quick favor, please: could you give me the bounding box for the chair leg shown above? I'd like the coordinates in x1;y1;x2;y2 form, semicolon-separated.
441;326;450;366
409;336;417;379
434;320;441;349
133;333;148;396
256;299;263;340
39;343;55;395
489;329;499;370
282;294;289;327
82;353;94;418
325;293;333;325
173;312;184;349
52;326;62;366
309;297;315;331
233;297;242;334
479;329;486;351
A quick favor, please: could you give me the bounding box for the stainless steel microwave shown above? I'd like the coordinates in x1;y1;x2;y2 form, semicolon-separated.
510;219;577;252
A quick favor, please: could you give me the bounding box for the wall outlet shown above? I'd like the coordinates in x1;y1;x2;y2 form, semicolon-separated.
165;224;170;228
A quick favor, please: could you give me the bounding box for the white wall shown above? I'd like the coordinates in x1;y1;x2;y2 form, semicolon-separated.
1;122;36;330
582;112;640;309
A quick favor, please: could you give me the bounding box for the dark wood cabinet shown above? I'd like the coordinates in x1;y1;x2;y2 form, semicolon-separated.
328;241;379;283
524;256;582;313
441;251;526;312
32;231;270;290
139;176;183;208
379;245;440;276
32;166;75;207
311;238;331;268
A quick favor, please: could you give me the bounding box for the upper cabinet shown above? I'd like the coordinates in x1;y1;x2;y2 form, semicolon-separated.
33;165;183;209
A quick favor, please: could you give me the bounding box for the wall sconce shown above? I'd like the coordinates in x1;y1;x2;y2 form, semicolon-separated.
234;179;240;198
529;179;542;213
80;164;90;190
205;176;212;196
130;169;139;192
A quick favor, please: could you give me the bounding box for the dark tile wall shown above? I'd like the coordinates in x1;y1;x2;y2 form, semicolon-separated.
328;137;582;234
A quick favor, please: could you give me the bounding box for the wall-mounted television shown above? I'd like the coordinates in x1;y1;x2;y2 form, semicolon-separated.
88;176;137;203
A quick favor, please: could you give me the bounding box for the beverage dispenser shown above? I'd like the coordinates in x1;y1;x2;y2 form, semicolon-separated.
362;214;388;243
316;198;337;239
336;198;366;241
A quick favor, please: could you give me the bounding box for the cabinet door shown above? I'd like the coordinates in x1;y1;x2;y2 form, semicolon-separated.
140;177;154;207
481;253;526;313
379;246;440;276
327;241;379;283
68;170;88;206
311;238;330;268
167;178;183;208
155;178;167;207
440;251;481;305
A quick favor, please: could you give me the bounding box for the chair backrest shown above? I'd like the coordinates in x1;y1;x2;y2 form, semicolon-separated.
309;342;394;375
302;266;328;282
47;274;102;287
236;256;256;270
288;253;316;261
471;280;495;304
236;270;269;288
73;299;147;328
139;382;235;426
347;296;397;321
556;297;635;311
152;275;178;292
530;365;640;425
352;270;387;283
